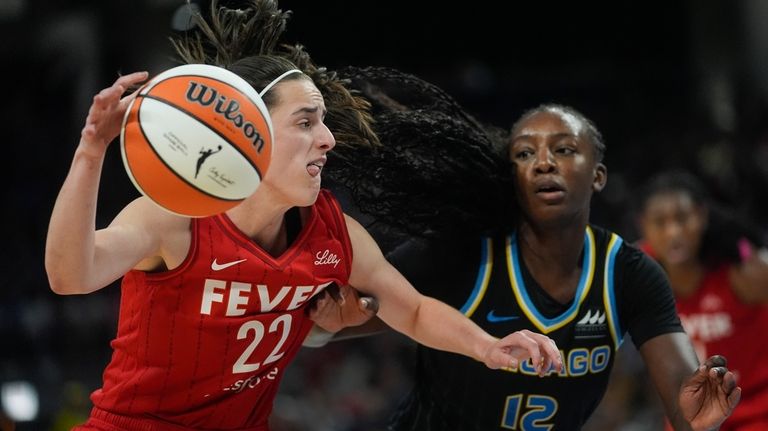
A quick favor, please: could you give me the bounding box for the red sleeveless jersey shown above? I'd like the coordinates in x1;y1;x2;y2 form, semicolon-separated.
640;242;768;430
674;263;768;430
83;190;352;430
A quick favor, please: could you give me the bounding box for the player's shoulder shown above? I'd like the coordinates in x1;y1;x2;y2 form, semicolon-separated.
115;196;190;231
588;224;666;278
387;233;479;274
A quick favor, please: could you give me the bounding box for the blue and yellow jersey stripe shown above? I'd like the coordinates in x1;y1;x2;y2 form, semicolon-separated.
506;227;597;334
602;233;624;350
460;236;493;317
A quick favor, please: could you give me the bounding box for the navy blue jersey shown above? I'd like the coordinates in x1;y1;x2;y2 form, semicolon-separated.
388;225;682;431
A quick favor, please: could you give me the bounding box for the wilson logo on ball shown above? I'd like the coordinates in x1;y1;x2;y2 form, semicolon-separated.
120;64;273;218
185;82;267;153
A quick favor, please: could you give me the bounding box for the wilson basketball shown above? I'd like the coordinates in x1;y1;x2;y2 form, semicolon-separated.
120;64;272;217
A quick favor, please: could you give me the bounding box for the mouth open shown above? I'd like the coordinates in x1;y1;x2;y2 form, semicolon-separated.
535;183;566;202
307;158;325;177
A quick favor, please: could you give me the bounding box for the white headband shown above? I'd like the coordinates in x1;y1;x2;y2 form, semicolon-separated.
258;69;302;97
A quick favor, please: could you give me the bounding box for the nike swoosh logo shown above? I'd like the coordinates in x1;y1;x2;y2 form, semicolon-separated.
486;310;519;323
211;258;247;271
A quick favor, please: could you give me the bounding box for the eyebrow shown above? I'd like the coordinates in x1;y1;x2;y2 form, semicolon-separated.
511;132;577;143
291;105;327;117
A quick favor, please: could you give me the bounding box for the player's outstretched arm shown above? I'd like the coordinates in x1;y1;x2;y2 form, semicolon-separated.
45;72;175;295
640;333;741;431
344;214;562;373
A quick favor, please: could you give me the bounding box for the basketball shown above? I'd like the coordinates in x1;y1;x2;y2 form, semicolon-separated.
120;64;272;217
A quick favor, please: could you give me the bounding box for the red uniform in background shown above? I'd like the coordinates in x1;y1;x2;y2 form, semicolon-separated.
641;243;768;431
673;264;768;431
77;190;352;431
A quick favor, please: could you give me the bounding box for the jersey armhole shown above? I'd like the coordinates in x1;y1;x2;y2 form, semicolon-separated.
142;218;197;281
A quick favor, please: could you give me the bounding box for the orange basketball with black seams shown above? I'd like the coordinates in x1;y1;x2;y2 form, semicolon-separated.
120;64;273;217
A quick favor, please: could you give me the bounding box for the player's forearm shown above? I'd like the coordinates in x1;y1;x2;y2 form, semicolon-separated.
45;147;105;294
407;296;497;362
640;333;700;431
302;319;388;348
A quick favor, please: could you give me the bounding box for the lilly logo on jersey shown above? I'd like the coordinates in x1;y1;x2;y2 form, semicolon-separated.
314;249;341;268
574;309;607;339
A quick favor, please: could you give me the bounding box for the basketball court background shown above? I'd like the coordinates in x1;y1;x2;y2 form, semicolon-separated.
1;1;767;430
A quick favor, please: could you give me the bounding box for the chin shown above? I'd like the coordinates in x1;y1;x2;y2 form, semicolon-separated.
664;253;692;267
296;186;321;207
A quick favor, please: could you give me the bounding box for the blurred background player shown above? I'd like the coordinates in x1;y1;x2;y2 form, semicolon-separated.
636;169;768;430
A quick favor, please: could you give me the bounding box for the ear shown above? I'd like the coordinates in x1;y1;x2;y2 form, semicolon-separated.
592;163;607;192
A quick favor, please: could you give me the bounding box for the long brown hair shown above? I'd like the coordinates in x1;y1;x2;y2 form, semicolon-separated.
169;0;379;149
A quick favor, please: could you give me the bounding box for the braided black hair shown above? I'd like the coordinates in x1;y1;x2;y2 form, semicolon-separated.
170;1;516;237
326;66;517;238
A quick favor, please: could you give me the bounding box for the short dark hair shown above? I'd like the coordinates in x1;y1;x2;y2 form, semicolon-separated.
638;169;766;263
637;169;709;213
510;104;606;162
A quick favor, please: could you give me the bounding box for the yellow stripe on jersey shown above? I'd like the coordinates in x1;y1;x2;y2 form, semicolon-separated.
460;237;493;318
602;233;624;350
506;227;596;334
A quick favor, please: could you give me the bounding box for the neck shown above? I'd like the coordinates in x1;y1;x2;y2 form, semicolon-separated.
226;186;292;256
518;222;586;269
517;221;587;304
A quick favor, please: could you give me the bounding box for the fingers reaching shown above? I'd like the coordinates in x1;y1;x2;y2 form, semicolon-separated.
93;71;148;111
325;283;345;304
81;71;149;152
727;386;742;412
685;354;742;425
493;330;562;376
306;285;377;333
704;354;727;369
360;296;379;313
708;366;727;378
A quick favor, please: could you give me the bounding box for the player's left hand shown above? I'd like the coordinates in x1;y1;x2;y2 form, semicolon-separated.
679;355;741;431
307;284;378;333
484;329;563;377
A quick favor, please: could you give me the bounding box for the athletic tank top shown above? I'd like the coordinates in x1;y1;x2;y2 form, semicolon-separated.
89;190;352;430
392;226;628;430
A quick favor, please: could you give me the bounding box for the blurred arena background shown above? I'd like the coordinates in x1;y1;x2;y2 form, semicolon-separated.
1;0;767;429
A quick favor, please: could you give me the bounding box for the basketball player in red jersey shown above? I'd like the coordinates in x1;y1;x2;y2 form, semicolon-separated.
43;2;562;430
637;170;768;431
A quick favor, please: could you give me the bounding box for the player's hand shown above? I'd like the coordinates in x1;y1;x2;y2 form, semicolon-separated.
483;329;563;377
307;284;378;333
79;71;148;157
679;355;741;431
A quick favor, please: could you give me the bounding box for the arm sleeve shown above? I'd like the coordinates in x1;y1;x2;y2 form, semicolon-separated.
616;243;685;348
